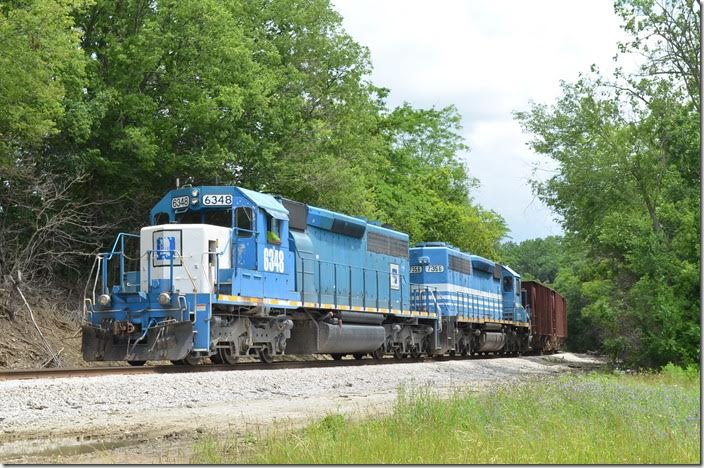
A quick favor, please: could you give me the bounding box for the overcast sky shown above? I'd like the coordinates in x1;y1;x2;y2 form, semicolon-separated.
333;0;631;242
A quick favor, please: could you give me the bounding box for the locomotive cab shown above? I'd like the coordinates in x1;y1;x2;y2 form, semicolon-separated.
499;265;528;323
82;185;298;363
147;186;297;301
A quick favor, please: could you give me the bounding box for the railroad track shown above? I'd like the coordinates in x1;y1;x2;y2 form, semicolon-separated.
0;354;501;381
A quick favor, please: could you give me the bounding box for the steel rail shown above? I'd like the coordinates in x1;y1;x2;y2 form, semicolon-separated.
0;354;508;382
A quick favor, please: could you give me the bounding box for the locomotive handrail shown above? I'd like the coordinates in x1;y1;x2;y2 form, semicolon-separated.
96;237;200;301
92;233;141;298
409;283;448;320
175;250;199;295
85;254;100;315
103;232;140;261
427;287;443;331
298;256;410;313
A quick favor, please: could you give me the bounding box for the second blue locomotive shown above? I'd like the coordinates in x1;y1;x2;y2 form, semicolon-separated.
82;184;531;364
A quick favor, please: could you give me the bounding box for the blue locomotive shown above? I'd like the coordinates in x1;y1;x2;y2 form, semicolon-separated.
82;184;531;365
410;242;529;356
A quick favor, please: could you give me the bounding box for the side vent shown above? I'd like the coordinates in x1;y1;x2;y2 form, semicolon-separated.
449;254;472;274
367;231;409;258
279;197;308;231
331;218;366;238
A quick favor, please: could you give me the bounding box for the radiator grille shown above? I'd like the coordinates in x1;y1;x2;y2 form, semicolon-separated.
367;231;409;258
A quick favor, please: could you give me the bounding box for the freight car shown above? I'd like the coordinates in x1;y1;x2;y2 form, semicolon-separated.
81;184;559;365
521;281;567;354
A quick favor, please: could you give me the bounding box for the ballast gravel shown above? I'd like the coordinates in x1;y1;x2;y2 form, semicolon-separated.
0;353;601;462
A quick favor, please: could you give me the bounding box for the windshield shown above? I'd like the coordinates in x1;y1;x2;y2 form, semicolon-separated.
174;209;232;228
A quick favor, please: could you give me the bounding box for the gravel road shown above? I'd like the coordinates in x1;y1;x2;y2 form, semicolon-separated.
0;353;602;463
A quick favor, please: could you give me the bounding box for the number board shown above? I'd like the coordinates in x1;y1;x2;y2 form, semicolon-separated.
410;266;422;274
171;196;189;210
202;194;233;206
425;265;444;273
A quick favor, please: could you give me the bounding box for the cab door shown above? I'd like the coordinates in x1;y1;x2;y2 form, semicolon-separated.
234;206;257;270
501;274;516;320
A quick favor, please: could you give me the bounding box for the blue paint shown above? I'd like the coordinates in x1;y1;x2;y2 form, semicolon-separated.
86;185;530;363
410;242;514;322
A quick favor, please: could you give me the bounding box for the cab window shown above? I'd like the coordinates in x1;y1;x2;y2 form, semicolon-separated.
266;213;281;244
503;276;513;293
235;207;254;237
153;212;170;225
204;208;232;228
175;210;202;224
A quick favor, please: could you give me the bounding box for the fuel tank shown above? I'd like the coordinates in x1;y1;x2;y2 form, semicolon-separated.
477;331;506;352
285;320;385;354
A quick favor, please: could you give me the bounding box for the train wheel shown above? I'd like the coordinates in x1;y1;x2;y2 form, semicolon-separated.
258;348;273;364
330;353;344;361
209;353;223;364
172;353;201;366
410;345;421;359
449;350;456;357
219;347;239;365
352;353;365;360
393;347;404;359
127;360;146;366
371;347;384;360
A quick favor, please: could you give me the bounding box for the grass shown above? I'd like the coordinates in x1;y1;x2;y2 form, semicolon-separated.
191;365;700;464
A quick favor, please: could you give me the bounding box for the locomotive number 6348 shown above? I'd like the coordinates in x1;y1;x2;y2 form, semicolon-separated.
263;247;285;273
202;194;233;206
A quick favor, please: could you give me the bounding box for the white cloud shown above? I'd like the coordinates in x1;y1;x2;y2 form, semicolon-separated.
334;0;630;241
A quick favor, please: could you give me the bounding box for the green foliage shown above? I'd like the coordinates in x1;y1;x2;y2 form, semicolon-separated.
0;0;507;284
192;373;701;464
514;0;700;367
659;362;700;386
498;235;564;283
0;0;89;163
373;104;506;257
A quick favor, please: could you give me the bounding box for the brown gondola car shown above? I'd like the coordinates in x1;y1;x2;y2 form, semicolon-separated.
521;281;567;354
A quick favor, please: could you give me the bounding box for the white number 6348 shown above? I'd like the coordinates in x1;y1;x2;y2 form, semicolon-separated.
263;248;284;273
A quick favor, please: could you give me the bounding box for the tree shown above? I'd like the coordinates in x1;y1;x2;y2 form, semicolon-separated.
0;0;88;163
374;104;507;258
499;236;564;284
1;0;508;291
0;0;109;293
515;0;700;367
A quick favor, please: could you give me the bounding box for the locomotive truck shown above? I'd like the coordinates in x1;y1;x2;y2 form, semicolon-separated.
81;184;555;365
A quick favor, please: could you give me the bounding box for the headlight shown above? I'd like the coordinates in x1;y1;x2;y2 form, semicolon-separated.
97;294;111;307
191;197;198;205
158;292;171;305
191;188;199;197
